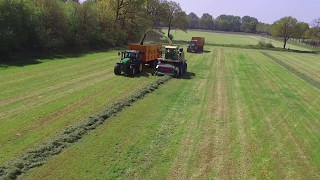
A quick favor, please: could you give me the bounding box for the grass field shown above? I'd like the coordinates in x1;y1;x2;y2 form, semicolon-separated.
1;30;320;179
169;29;312;51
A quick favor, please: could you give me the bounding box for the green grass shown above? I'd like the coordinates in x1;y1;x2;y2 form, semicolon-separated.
168;29;313;51
1;30;320;179
0;51;159;164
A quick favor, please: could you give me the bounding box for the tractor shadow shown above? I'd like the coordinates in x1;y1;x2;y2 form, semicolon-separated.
180;72;196;79
201;50;211;54
123;66;154;78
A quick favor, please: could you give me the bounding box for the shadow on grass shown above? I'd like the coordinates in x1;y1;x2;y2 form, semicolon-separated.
181;72;195;79
0;48;113;68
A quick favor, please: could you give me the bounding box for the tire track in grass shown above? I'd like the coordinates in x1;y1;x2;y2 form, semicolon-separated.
168;50;215;179
235;51;287;179
226;50;251;179
0;75;172;179
261;51;320;90
240;51;295;179
194;49;233;179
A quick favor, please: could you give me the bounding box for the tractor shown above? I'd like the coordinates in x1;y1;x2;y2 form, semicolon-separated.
187;37;205;53
114;50;143;76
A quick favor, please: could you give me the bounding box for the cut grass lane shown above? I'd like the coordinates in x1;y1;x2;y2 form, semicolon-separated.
236;49;320;178
24;47;320;179
265;51;320;82
22;48;212;179
0;53;159;165
0;52;118;100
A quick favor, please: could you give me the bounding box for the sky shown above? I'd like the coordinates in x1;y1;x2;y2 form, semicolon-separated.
174;0;319;24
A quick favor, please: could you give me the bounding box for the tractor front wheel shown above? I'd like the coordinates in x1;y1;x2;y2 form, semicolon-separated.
126;66;135;76
114;64;121;75
174;67;180;78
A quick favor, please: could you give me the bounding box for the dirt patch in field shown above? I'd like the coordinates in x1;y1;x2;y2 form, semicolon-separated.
0;76;172;179
261;51;320;90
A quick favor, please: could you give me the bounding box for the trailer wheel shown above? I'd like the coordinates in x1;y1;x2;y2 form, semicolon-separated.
114;64;121;75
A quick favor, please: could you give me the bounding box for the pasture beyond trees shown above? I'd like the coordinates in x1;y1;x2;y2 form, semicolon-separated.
0;30;319;179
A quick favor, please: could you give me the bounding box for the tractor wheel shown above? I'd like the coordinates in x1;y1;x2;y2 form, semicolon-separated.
114;64;121;75
149;60;157;68
126;66;135;76
174;67;180;78
132;66;136;75
185;63;188;73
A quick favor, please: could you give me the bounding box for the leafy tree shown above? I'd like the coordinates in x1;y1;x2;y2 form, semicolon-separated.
309;18;320;41
214;15;241;32
145;0;165;28
256;23;272;34
241;16;258;33
161;1;187;39
187;12;199;29
272;16;298;49
293;22;309;42
199;13;214;30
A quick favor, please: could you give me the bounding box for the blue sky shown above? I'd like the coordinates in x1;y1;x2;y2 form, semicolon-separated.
174;0;319;24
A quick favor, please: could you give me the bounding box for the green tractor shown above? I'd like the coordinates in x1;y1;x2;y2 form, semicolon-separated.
114;50;143;76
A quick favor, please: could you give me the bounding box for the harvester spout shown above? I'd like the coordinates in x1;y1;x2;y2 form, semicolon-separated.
139;29;173;46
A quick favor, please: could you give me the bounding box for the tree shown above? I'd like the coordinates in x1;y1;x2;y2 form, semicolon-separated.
145;0;164;28
293;22;309;42
256;23;272;34
199;13;214;30
272;16;298;49
241;16;258;33
187;12;199;29
214;15;241;32
162;1;187;39
309;18;320;41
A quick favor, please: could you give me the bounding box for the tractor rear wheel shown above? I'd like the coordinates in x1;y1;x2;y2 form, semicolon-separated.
114;64;121;75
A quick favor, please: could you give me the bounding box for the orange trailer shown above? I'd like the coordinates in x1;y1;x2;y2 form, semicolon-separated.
129;44;162;63
191;37;205;47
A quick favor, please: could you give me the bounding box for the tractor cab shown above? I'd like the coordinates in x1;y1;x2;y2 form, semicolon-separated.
190;40;199;45
119;50;140;62
164;46;184;61
155;46;187;77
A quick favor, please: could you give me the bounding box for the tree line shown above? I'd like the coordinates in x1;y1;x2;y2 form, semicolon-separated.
1;0;319;59
187;13;258;33
0;0;187;59
187;12;320;48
